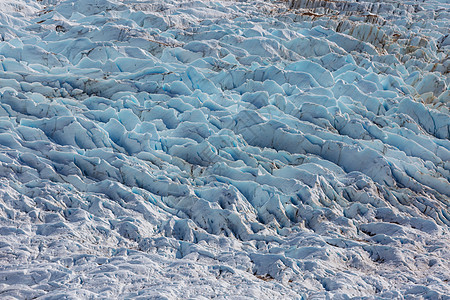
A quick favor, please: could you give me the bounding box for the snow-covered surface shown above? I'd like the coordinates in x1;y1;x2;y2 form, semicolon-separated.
0;0;449;298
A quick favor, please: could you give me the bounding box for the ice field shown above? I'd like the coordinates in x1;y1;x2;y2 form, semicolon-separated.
0;0;449;298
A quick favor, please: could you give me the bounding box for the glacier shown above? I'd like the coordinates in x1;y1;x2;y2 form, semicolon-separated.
0;0;449;298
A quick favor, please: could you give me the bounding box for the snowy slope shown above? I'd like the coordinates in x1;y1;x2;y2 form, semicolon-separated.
0;0;449;298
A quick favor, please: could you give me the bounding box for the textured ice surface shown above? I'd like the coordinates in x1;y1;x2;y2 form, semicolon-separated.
0;0;449;298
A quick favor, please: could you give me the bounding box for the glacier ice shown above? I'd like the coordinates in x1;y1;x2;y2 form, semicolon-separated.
0;0;449;298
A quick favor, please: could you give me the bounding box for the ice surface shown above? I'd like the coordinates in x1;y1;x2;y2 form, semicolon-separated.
0;0;449;298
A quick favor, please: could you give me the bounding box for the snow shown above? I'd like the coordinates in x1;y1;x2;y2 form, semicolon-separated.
0;0;449;298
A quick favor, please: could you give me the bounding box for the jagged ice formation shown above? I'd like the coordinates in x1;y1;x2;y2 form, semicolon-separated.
0;0;449;298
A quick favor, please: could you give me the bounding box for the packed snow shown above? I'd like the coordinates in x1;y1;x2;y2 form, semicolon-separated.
0;0;449;298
